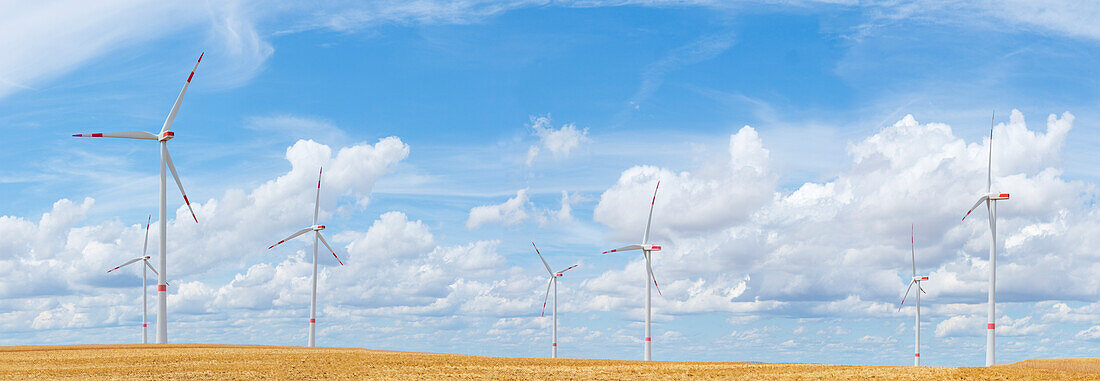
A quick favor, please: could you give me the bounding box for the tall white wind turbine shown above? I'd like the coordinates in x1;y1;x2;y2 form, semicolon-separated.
74;54;204;343
532;242;578;359
267;167;344;347
898;224;928;366
106;215;165;344
601;181;663;361
962;112;1010;366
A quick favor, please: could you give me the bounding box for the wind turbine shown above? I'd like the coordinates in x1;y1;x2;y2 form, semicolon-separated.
74;53;204;343
106;215;162;344
898;224;928;366
601;181;663;361
267;167;344;347
962;111;1009;366
532;242;578;359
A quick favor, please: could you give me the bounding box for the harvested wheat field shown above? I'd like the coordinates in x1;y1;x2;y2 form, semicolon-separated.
0;344;1097;380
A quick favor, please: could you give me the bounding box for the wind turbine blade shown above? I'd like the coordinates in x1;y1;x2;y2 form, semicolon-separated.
107;257;145;273
267;227;313;250
532;242;553;275
541;277;553;317
898;280;915;311
72;131;158;140
602;244;643;254
911;224;916;278
141;215;151;257
316;231;344;266
642;180;660;245
313;167;322;225
645;251;662;296
962;195;989;221
144;260;159;276
163;148;198;223
987;110;994;193
557;264;579;274
160;52;203;134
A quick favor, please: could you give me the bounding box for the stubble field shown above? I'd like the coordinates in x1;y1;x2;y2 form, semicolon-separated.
0;344;1096;380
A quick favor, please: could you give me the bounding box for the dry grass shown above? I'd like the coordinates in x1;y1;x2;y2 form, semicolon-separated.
0;344;1096;380
1009;358;1100;374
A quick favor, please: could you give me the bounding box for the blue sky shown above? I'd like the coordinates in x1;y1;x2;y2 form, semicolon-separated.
1;1;1099;366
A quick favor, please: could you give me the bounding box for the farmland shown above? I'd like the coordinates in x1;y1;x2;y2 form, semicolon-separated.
0;345;1096;380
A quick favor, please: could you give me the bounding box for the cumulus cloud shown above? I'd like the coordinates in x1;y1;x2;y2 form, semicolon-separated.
588;110;1098;331
0;137;408;329
525;115;589;166
466;189;533;229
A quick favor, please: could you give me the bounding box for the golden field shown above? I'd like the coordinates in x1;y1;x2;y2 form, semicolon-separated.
0;344;1096;380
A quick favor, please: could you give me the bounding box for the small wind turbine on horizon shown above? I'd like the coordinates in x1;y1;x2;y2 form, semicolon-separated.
267;167;344;347
601;181;663;361
74;53;204;344
962;111;1010;367
106;215;164;344
532;242;578;359
898;224;928;366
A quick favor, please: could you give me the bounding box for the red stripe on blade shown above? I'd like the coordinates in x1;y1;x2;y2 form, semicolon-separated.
92;133;103;137
187;71;194;83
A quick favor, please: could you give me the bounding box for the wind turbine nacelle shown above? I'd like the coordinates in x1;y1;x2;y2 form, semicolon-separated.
643;245;661;251
159;131;175;141
988;193;1009;200
913;276;928;281
313;225;326;231
144;256;151;260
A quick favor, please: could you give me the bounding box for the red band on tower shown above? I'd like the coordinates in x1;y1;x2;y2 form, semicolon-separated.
644;337;651;341
158;285;166;291
310;318;316;323
988;323;995;329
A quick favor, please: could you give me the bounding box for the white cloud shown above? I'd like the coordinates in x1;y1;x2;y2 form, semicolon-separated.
466;189;533;229
1077;326;1100;341
586;110;1098;325
525;115;589;166
346;211;435;261
594;125;774;239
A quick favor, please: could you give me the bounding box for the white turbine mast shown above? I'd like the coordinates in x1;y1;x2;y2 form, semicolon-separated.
532;242;578;359
106;215;166;344
74;54;204;343
601;180;663;361
267;167;345;347
898;224;928;366
962;111;1009;366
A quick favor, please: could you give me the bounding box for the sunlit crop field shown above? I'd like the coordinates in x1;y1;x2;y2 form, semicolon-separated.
0;344;1096;380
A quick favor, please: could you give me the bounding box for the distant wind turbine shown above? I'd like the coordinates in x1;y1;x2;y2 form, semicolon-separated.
962;111;1010;366
898;224;928;366
532;242;578;359
267;167;344;347
106;215;163;344
74;53;204;343
601;181;663;361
